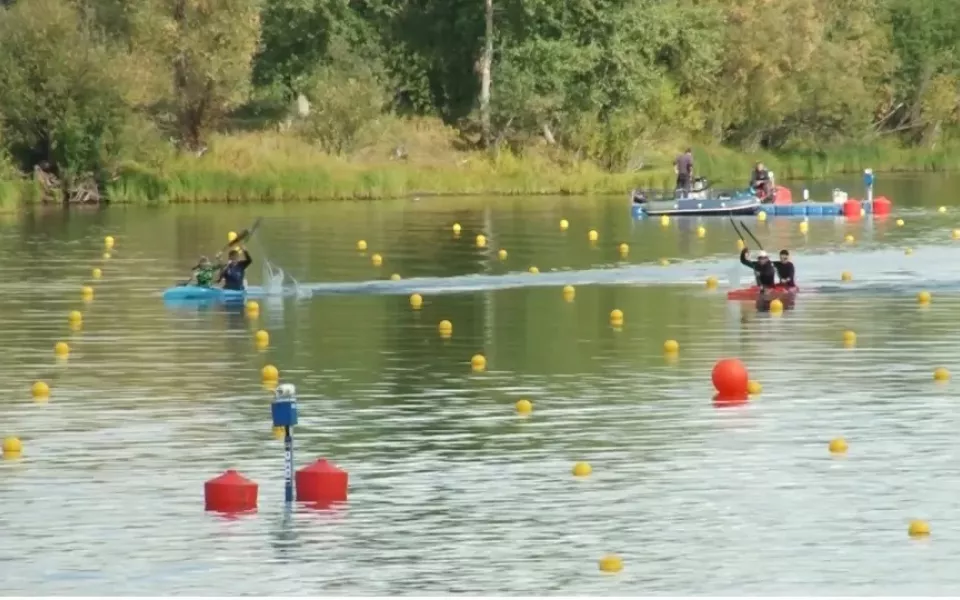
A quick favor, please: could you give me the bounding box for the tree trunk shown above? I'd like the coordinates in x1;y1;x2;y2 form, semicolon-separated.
479;0;493;147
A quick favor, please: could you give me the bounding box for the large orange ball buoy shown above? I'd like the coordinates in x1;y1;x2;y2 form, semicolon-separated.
711;358;749;402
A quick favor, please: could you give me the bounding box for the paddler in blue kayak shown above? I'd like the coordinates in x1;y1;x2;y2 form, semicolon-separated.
188;256;221;287
218;248;253;290
740;247;776;289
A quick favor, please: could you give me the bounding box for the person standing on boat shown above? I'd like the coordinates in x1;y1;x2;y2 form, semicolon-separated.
750;162;773;201
675;148;694;195
218;248;253;291
774;249;796;288
740;247;776;289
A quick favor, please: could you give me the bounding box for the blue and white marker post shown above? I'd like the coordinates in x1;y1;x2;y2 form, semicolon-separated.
271;383;298;504
864;168;875;209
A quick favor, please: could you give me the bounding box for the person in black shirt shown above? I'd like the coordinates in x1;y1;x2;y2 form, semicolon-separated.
740;247;776;289
774;249;796;288
750;161;772;200
675;148;693;194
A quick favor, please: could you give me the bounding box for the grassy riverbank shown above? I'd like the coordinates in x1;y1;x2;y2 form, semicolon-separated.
4;119;960;206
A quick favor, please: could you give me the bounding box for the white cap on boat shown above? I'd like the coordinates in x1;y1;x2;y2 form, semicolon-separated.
757;250;769;258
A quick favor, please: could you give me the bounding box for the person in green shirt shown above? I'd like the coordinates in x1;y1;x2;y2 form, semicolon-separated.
190;255;222;287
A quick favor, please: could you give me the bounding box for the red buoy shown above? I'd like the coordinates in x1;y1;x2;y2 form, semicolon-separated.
296;458;349;503
873;195;892;216
843;198;861;219
204;470;258;513
711;358;749;402
773;185;793;205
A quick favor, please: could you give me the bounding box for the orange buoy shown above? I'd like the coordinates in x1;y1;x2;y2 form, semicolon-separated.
873;196;892;216
295;458;349;504
711;358;749;403
204;470;258;513
843;198;861;219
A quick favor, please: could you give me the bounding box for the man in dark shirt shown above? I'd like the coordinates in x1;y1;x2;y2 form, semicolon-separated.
750;161;772;200
218;248;253;291
674;148;693;194
740;247;776;289
774;249;796;288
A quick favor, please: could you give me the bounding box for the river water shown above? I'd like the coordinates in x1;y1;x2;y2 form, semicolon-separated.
2;173;960;594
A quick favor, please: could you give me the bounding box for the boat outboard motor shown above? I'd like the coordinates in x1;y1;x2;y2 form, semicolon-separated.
631;190;648;205
692;177;709;192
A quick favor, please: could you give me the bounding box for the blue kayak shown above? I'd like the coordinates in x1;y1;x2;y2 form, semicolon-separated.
162;285;265;302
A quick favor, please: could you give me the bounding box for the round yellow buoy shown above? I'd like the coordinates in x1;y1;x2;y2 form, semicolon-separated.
476;234;487;248
263;380;278;392
390;273;401;281
841;271;852;282
659;258;669;266
747;380;762;395
860;208;866;217
843;330;856;345
528;266;539;274
272;425;285;439
598;554;623;573
610;309;624;324
572;461;592;477
2;436;22;459
438;319;453;337
909;520;931;538
918;291;931;305
845;234;855;244
104;235;115;250
68;310;82;325
939;206;947;214
92;267;102;280
371;253;383;267
952;229;960;240
81;286;94;301
588;229;599;242
664;339;679;353
769;298;784;313
357;239;367;251
516;399;532;415
562;285;575;301
660;215;670;226
227;231;238;243
697;226;706;238
905;247;913;255
410;293;423;310
618;243;629;257
261;364;279;382
245;300;260;318
31;381;49;399
560;219;569;231
471;354;486;372
896;218;905;227
497;249;507;261
757;211;767;222
736;239;745;250
54;341;69;357
829;437;848;454
452;223;462;235
102;252;112;260
934;367;949;381
705;276;718;289
255;330;269;345
799;221;809;234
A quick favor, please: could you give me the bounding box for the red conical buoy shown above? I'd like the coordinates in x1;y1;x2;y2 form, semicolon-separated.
873;195;892;216
711;358;749;403
843;198;861;219
204;469;258;513
295;458;348;503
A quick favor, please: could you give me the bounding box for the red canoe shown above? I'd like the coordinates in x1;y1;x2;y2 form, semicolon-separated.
726;285;799;301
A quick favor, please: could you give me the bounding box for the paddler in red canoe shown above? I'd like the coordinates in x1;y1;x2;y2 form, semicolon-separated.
775;249;796;288
740;247;776;289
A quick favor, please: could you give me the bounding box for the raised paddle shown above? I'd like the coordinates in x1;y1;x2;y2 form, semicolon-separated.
178;218;262;285
739;220;763;250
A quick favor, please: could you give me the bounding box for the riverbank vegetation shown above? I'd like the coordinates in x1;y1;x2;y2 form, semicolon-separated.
1;0;960;204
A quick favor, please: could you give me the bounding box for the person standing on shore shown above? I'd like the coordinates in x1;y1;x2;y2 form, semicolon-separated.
674;148;693;195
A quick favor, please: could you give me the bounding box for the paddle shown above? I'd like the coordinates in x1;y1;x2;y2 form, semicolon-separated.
728;217;744;286
739;221;763;250
178;218;262;286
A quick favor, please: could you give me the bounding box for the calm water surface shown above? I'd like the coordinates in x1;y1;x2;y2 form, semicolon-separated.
3;174;960;594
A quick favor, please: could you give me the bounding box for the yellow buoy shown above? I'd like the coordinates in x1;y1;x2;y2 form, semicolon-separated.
255;330;269;345
736;239;745;250
829;437;848;454
498;249;508;261
104;235;115;249
799;221;809;234
748;380;762;395
528;266;539;274
618;243;629;257
610;309;624;324
560;219;569;231
918;291;931;305
54;341;69;357
2;436;22;459
845;234;855;244
227;231;238;243
757;211;767;222
452;223;462;235
843;330;856;345
896;218;905;227
263;380;278;392
588;229;599;242
81;286;94;301
909;520;931;537
410;293;423;310
68;310;82;324
904;247;913;255
841;272;852;282
860;208;866;217
357;239;367;251
939;206;947;214
769;298;784;313
476;234;487;248
371;253;383;267
272;425;285;439
31;381;49;399
934;367;949;381
705;276;718;289
598;554;623;573
697;226;706;238
663;339;679;353
952;229;960;240
92;267;102;279
438;320;453;337
102;252;111;260
261;364;279;382
659;258;669;266
390;273;401;281
572;461;592;477
515;399;532;415
245;300;260;318
471;354;487;372
660;215;670;226
562;285;575;301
